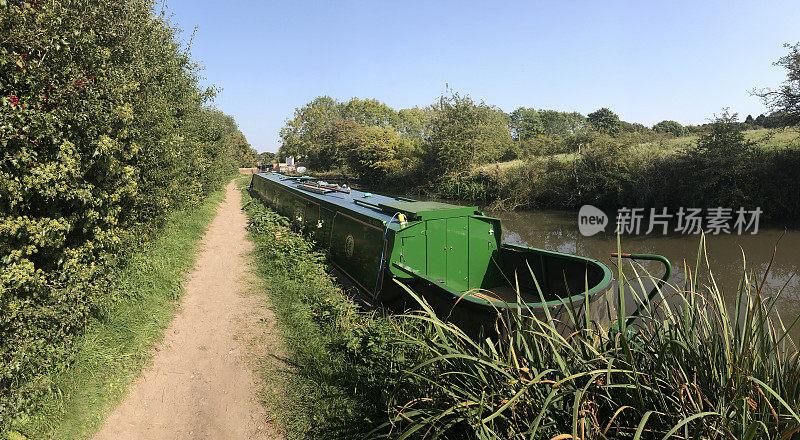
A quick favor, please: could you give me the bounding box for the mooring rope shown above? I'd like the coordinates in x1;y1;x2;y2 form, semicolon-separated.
373;212;401;301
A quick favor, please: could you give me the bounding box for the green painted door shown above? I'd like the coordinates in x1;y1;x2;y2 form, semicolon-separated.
426;219;447;282
400;225;426;273
468;217;502;289
447;217;469;291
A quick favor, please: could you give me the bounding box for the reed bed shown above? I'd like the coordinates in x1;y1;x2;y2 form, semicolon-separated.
383;235;800;439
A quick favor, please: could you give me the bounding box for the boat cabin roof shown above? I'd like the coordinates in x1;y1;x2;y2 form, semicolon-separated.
257;173;479;223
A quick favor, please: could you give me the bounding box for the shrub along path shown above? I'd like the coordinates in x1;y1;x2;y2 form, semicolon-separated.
92;181;282;439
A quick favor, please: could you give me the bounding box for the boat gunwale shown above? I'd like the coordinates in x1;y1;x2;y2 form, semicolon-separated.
393;253;613;309
252;173;614;309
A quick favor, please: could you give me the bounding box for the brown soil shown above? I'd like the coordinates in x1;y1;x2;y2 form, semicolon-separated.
93;181;283;440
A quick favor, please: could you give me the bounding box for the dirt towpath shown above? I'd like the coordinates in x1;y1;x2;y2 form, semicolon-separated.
94;181;282;440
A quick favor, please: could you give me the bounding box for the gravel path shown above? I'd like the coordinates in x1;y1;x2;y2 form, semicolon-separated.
94;181;282;440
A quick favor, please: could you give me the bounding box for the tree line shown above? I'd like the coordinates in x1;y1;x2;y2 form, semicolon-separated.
277;94;796;184
276;93;723;181
275;44;800;219
1;0;253;423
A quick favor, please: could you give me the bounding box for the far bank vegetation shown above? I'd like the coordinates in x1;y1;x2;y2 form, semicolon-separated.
277;44;800;219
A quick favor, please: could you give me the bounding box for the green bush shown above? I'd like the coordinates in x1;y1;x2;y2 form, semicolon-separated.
0;0;246;423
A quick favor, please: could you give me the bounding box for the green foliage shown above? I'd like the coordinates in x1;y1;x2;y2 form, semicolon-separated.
396;107;429;143
619;120;652;134
258;151;277;164
312;119;357;170
275;88;796;218
278;92;514;179
277;96;424;174
587;107;621;135
537;109;587;136
756;42;800;126
277;96;597;183
509;107;544;140
425;92;513;175
278;95;340;161
310;119;414;182
508;108;588;140
432;120;800;219
683;112;757;207
230;131;257;167
573;131;635;206
343;125;413;183
0;0;245;425
339;97;399;128
652;120;686;136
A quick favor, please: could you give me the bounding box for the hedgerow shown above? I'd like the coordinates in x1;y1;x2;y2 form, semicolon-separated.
0;0;253;424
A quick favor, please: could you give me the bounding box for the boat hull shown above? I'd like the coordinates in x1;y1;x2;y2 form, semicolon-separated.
249;173;614;333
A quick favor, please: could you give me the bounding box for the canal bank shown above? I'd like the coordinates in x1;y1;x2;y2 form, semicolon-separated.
243;177;800;439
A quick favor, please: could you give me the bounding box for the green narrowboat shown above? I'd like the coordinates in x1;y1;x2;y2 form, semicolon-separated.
249;173;614;332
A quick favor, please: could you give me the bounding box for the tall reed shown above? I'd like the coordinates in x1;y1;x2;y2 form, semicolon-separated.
383;235;800;439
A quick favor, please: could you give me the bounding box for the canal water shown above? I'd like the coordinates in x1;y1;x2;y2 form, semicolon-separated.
487;208;800;339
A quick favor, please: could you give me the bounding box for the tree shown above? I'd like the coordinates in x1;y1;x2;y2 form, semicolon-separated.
744;114;755;125
653;120;686;136
257;151;276;164
587;108;621;135
345;125;412;183
424;93;512;175
0;0;244;423
509;107;544;141
339;97;398;128
620;121;652;134
538;110;586;136
686;111;756;207
278;96;340;160
397;107;429;144
311;119;358;170
754;42;800;126
763;111;791;128
230;131;257;167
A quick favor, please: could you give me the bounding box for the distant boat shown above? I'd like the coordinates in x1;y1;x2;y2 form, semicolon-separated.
250;173;614;333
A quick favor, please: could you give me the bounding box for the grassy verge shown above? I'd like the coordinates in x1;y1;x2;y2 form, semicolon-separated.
3;185;229;440
238;177;426;440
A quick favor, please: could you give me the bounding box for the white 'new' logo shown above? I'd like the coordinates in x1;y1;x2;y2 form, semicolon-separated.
578;205;608;236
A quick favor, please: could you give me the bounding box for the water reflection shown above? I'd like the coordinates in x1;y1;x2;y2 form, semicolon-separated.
398;191;799;337
490;209;800;338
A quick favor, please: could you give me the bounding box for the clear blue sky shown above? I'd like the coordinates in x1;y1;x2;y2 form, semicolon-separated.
165;0;800;153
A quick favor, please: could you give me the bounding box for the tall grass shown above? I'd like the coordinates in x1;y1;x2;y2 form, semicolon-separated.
384;234;800;439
